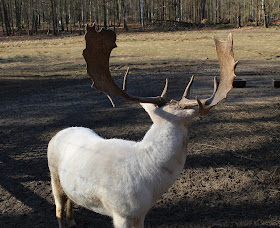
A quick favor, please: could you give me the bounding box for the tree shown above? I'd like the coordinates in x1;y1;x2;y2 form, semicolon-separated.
262;0;268;27
122;0;128;31
1;0;11;35
140;0;144;29
1;0;280;36
103;0;107;28
50;0;58;35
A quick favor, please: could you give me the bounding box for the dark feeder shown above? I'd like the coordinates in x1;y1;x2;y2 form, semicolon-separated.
273;79;280;88
216;78;246;88
232;78;246;88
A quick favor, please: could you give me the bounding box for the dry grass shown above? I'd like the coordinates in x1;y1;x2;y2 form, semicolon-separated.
0;36;84;78
1;27;280;78
116;28;280;62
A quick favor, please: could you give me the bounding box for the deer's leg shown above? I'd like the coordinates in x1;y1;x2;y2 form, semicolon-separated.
51;173;67;228
66;199;76;227
113;214;133;228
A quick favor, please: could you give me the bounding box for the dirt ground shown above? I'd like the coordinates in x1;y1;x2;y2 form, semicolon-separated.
0;28;280;227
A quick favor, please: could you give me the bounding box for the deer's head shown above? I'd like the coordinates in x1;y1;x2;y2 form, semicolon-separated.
83;25;238;124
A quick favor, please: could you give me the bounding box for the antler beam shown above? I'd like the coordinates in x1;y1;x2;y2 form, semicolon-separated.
179;33;238;115
83;24;167;107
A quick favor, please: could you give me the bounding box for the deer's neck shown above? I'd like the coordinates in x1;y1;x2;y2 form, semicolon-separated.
138;121;188;179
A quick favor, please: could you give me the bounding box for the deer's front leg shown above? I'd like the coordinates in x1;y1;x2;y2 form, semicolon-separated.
66;199;76;227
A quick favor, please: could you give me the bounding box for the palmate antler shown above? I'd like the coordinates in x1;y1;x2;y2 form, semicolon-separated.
83;24;167;107
83;25;237;113
179;33;238;115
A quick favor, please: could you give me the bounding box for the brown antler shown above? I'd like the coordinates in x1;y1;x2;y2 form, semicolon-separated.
179;33;238;115
83;24;167;107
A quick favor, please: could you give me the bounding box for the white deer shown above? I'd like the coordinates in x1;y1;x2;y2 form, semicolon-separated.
48;25;238;228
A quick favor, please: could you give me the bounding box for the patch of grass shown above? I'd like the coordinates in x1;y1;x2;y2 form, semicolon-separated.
1;28;279;78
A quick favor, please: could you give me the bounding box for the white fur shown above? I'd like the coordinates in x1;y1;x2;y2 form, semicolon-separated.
48;102;199;228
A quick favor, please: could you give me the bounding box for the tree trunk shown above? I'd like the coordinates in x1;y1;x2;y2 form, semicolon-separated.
201;0;206;20
103;0;107;28
238;2;241;27
14;0;22;34
262;0;269;27
50;0;58;35
140;0;144;29
8;0;15;35
60;0;64;31
69;0;72;33
82;0;86;32
161;0;165;21
256;0;259;26
1;0;11;35
122;0;128;31
0;3;5;35
113;0;116;30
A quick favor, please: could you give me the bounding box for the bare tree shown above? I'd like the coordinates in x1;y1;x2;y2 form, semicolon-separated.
140;0;144;28
262;0;268;27
50;0;58;35
122;0;128;31
103;0;107;28
2;0;280;36
1;0;11;35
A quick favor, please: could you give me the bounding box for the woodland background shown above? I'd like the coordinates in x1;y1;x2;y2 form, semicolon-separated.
1;0;280;36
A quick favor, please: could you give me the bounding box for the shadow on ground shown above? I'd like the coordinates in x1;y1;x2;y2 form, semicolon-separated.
0;57;279;227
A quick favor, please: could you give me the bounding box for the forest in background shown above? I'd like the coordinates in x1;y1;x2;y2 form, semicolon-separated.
1;0;280;36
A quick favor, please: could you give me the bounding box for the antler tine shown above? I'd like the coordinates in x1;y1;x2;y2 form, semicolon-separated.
213;76;218;93
205;76;218;105
106;94;116;108
123;67;129;91
182;75;194;99
161;78;168;99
